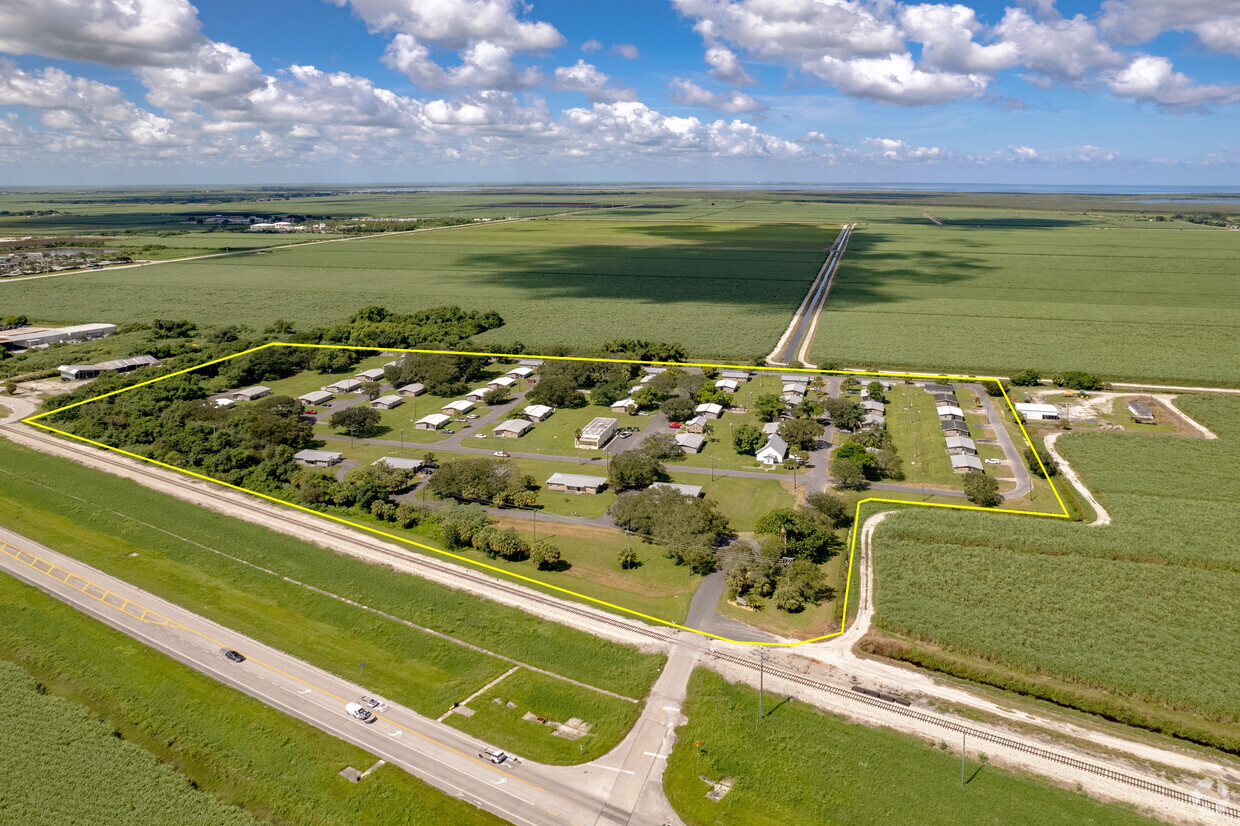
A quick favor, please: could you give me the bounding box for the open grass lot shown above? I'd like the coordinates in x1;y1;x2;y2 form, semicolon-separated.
810;217;1240;384
0;439;664;701
446;668;642;764
0;574;505;826
2;218;834;359
0;659;260;826
665;669;1156;826
868;394;1240;751
884;384;962;491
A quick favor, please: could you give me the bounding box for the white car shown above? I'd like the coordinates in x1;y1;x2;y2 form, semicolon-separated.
345;702;376;723
466;414;480;419
360;696;388;712
984;458;1003;465
475;433;487;438
479;747;509;764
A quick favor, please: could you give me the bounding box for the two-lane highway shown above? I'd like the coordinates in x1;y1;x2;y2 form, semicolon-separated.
0;524;670;826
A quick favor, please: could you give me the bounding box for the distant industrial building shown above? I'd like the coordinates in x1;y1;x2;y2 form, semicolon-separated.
57;354;158;381
1014;402;1060;421
1;322;117;351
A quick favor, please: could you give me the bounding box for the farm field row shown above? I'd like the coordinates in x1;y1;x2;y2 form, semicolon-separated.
0;438;663;709
665;669;1157;826
810;220;1240;384
0;572;504;826
868;394;1240;751
2;219;835;359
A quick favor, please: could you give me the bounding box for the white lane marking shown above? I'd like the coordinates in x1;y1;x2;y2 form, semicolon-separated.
593;766;636;775
642;752;668;759
388;730;402;737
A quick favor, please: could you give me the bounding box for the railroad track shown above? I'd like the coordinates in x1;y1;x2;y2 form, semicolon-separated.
712;651;1240;820
14;426;1240;820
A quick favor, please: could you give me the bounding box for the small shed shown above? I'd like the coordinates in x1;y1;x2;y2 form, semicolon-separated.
415;413;451;430
487;376;517;391
325;378;362;394
373;457;423;471
294;449;343;467
650;482;703;498
494;419;533;438
442;399;475;416
299;390;333;406
756;435;788;465
397;383;426;397
372;395;403;410
944;435;977;455
546;473;607;494
524;404;554;421
674;432;706;453
950;454;984;473
1127;400;1156;423
229;385;271;402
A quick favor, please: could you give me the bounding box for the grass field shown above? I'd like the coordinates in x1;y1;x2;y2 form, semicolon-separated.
0;573;505;826
2;219;834;359
0;659;260;826
665;669;1156;826
867;394;1240;750
446;668;642;764
810;217;1240;384
0;439;664;702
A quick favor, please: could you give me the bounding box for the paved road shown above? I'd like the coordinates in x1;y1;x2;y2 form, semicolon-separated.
0;524;691;826
685;572;778;643
770;225;853;366
968;382;1032;499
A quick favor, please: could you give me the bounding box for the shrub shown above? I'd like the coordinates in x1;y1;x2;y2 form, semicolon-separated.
963;473;1000;507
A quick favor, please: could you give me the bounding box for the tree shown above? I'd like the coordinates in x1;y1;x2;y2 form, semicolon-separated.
589;378;629;407
753;393;785;423
873;448;904;479
360;380;382;400
866;381;885;401
732;423;765;455
791;397;822;419
429;457;533;503
618;546;640;570
1010;369;1041;386
833;441;875;467
963;472;1001;506
608;487;730;567
822;397;862;430
1023;444;1058;478
832;458;868;490
985;380;1011;398
1055;371;1104;391
328;405;380;437
151;319;197;339
753;508;838;563
531;541;562;571
311;348;360;373
840;377;859;393
608;448;668;489
436;503;492;549
4;381;16;395
660;395;696;421
804;491;852;528
778;418;824;452
527;374;586;408
481;387;509;406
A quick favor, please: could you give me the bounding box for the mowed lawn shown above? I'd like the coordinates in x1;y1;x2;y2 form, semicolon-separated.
4;219;835;360
810;216;1240;384
868;394;1240;750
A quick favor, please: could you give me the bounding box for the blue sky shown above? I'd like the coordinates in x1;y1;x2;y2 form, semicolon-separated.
0;0;1237;186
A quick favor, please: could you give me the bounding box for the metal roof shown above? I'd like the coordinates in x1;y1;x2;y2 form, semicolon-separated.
546;472;607;487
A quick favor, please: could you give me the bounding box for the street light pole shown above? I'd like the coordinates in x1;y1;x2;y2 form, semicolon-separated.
757;649;770;722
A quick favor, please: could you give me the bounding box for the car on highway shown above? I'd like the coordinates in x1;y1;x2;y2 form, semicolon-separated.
360;696;388;712
479;747;509;764
345;702;376;723
222;649;245;663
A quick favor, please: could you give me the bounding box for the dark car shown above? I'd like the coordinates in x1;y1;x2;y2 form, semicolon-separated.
223;649;246;663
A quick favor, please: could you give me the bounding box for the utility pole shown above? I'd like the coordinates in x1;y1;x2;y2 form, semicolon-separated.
757;650;770;722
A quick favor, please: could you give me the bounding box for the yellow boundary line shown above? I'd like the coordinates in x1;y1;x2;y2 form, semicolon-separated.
22;343;1069;647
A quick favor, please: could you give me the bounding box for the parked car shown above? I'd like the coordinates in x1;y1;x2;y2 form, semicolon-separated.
668;422;681;429
475;433;487;438
345;702;376;723
466;414;480;419
984;458;1002;465
222;649;245;663
618;431;631;439
304;408;317;414
360;696;388;712
479;747;509;764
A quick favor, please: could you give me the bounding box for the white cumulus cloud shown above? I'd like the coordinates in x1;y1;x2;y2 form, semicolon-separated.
554;60;637;103
668;78;766;113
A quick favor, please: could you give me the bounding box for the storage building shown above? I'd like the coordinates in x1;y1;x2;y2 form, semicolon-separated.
546;473;607;494
494;419;532;438
372;395;403;410
355;368;386;381
298;390;333;406
415;413;450;430
944;435;977;455
674;432;705;453
442;399;475;415
1013;402;1060;421
294;449;342;467
57;354;158;381
950;454;984;473
325;378;362;394
397;383;425;397
229;385;271;402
